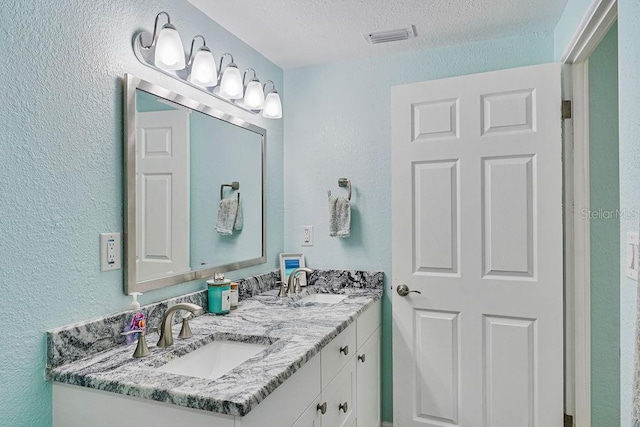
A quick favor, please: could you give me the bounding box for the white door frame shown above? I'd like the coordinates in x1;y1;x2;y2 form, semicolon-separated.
561;0;617;425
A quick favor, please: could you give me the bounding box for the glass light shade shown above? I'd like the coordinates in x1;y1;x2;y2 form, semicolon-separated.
188;49;218;87
219;65;243;99
154;25;185;71
243;80;265;110
262;91;282;119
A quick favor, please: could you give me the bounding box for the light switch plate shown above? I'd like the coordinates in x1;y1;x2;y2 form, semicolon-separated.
301;225;314;246
626;232;639;280
100;232;121;271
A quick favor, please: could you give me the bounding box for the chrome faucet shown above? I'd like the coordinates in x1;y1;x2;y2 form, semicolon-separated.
287;268;313;294
157;303;202;348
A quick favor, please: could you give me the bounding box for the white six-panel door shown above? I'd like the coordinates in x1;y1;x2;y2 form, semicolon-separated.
136;110;190;282
391;63;563;426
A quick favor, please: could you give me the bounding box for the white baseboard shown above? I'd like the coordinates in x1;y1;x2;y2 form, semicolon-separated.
381;422;393;427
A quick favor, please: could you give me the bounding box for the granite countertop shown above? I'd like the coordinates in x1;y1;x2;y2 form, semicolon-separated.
48;285;382;417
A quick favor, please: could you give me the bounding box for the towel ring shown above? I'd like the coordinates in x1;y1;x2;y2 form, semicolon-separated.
327;178;351;201
220;181;240;201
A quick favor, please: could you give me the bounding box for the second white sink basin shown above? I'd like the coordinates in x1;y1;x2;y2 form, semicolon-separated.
156;340;268;380
299;294;347;304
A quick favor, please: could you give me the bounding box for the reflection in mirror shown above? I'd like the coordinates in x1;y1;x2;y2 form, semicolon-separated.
125;75;266;294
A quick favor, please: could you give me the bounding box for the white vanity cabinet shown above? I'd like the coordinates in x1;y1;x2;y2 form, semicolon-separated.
53;300;381;427
293;300;381;427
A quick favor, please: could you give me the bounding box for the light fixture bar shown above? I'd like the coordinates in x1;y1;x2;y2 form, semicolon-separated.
132;12;282;118
133;37;260;114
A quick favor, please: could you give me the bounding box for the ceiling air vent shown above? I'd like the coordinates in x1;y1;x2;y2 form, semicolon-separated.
363;26;416;45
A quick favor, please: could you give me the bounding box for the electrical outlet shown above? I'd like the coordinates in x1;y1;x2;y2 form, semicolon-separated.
100;233;121;271
301;225;314;246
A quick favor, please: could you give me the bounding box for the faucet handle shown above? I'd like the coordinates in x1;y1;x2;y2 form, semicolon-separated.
120;327;157;358
293;276;302;294
133;329;151;358
178;316;193;339
277;281;288;297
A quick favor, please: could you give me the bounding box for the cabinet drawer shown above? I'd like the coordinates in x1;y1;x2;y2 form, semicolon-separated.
321;322;356;388
356;300;381;349
322;356;357;427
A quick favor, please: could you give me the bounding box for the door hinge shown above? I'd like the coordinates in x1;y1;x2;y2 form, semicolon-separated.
562;100;572;119
564;413;574;427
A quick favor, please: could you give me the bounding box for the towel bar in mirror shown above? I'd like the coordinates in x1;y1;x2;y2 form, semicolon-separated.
220;181;240;200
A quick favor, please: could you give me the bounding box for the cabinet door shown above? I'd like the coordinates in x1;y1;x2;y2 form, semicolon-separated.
292;398;323;427
323;356;357;427
322;322;356;388
357;328;380;427
356;300;381;348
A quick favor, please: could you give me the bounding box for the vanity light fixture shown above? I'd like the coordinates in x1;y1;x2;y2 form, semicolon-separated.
138;12;186;71
241;69;265;110
218;53;243;99
132;12;282;118
262;81;282;119
187;35;218;87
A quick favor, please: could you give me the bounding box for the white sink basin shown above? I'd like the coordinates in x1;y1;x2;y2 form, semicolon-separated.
299;294;347;304
156;341;268;380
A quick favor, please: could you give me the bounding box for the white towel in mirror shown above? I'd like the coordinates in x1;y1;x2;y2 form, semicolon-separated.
216;197;242;235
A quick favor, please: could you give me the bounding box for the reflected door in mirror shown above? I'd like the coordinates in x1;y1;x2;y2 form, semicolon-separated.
136;110;190;282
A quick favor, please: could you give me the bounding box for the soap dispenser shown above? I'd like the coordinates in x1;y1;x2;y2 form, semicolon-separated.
123;292;146;345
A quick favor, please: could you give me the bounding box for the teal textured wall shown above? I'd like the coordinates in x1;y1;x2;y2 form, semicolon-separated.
554;0;594;59
0;1;283;425
283;31;555;422
588;22;620;425
618;1;640;425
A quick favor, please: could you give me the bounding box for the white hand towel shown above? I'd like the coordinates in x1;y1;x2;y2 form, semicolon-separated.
216;197;240;235
328;195;351;238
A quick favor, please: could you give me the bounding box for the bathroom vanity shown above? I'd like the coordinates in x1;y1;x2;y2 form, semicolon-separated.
48;272;382;427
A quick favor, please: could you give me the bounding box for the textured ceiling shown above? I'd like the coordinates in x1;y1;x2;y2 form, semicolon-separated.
188;0;568;69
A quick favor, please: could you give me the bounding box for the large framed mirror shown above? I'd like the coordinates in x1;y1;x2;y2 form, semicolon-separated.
124;74;266;294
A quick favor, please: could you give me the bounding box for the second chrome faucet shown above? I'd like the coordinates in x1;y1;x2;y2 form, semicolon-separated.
279;267;313;297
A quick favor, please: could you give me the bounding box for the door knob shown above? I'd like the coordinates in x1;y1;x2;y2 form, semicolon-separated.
339;345;349;356
339;402;348;413
358;354;366;363
397;284;422;297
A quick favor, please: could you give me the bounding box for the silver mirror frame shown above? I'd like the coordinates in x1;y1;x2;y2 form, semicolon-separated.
123;73;267;294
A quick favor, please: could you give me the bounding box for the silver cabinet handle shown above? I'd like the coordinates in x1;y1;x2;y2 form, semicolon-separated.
340;345;349;356
339;402;348;413
397;284;422;297
316;402;327;414
358;354;366;363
